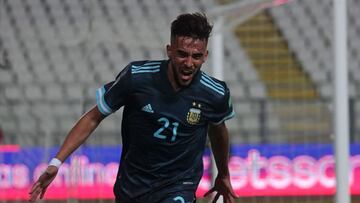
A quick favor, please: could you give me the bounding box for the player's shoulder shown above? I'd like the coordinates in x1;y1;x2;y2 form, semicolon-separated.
197;71;229;99
129;60;164;75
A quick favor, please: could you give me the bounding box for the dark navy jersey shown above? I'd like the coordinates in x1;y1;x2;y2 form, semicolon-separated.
96;60;234;199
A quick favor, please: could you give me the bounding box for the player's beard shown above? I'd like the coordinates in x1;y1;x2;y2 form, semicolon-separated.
171;62;199;88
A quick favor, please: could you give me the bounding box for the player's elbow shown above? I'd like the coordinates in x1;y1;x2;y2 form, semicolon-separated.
81;106;105;127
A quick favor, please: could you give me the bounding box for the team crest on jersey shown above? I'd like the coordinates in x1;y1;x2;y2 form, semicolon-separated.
187;108;201;125
187;102;202;125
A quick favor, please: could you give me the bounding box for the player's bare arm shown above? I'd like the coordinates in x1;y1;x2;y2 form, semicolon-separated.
55;106;105;161
28;106;105;202
205;122;237;203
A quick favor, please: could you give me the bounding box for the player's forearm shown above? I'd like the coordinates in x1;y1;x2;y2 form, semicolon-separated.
208;123;231;177
55;106;104;162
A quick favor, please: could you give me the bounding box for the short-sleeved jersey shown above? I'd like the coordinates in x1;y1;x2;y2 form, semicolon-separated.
96;60;234;199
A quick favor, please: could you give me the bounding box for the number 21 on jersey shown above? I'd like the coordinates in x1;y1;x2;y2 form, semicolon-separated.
153;117;179;142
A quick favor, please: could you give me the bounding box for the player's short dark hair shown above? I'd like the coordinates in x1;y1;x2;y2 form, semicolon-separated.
171;12;213;42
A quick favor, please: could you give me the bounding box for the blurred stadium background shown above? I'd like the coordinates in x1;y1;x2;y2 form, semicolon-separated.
0;0;359;202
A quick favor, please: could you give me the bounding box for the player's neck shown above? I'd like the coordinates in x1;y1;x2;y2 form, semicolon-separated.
167;63;182;92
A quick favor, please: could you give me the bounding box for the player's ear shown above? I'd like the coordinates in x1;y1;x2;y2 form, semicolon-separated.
204;50;209;61
166;44;172;58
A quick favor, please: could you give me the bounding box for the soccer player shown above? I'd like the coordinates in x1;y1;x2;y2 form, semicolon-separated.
29;12;237;203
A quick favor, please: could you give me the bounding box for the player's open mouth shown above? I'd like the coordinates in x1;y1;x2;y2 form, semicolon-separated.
180;69;193;81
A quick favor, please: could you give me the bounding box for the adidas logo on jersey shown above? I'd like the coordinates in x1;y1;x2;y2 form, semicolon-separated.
141;104;154;113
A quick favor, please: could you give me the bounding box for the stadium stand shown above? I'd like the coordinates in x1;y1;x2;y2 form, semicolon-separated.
0;0;267;146
271;0;360;99
0;0;359;146
270;0;359;141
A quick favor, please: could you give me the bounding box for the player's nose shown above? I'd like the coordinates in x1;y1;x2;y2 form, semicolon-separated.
184;57;194;68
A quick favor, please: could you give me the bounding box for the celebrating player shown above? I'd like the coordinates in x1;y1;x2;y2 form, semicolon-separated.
29;12;237;203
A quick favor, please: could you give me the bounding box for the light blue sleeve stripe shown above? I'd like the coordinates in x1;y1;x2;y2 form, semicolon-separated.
213;110;235;125
96;86;113;116
132;69;160;74
100;87;113;113
200;77;225;93
200;80;225;95
201;73;224;90
96;88;107;115
144;61;162;65
132;65;160;70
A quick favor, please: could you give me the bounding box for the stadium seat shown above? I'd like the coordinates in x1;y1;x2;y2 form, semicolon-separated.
2;0;359;146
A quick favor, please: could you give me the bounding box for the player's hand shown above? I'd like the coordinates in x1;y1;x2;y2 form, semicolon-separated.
204;175;237;203
28;165;58;202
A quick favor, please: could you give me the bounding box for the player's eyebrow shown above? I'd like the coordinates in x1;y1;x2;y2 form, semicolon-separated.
177;50;189;57
177;50;204;58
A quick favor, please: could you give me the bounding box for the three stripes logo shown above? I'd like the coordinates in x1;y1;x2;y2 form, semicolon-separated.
131;61;161;74
141;104;154;113
199;72;225;95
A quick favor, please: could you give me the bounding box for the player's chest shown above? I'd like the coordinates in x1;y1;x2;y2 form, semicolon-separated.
130;86;209;126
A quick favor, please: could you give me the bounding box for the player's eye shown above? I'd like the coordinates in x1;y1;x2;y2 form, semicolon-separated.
177;50;188;58
192;53;203;60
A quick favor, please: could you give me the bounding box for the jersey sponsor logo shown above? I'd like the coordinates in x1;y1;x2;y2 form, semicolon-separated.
141;103;154;113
